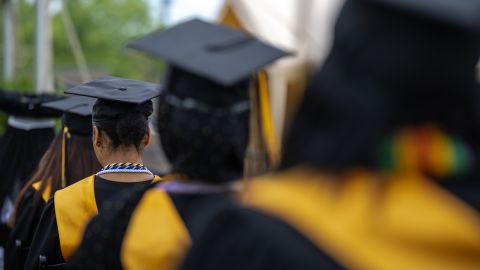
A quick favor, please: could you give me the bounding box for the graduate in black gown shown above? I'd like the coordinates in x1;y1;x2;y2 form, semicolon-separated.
24;77;161;269
180;0;480;269
5;96;101;270
0;90;62;204
0;91;62;249
68;19;287;270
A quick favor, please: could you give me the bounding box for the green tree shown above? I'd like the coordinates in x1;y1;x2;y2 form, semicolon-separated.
1;0;164;133
2;0;164;87
53;0;165;81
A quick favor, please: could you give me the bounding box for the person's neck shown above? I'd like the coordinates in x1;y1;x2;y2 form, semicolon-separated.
103;150;144;166
100;149;152;183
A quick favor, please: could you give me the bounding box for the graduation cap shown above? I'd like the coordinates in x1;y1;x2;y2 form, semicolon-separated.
127;18;289;86
65;76;161;125
368;0;480;32
42;95;95;136
129;19;289;176
0;90;63;118
42;96;97;187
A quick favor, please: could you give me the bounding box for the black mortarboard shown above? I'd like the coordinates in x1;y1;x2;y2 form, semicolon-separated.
42;96;95;136
64;76;161;125
369;0;480;32
127;18;288;86
0;90;63;118
42;95;94;116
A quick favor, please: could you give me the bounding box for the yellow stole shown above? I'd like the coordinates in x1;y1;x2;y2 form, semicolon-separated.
32;181;52;202
121;188;191;270
243;168;480;270
54;175;97;261
55;175;162;261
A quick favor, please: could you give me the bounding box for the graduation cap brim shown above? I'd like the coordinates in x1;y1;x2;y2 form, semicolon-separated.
369;0;480;32
0;90;64;118
65;76;161;104
42;96;96;116
127;19;289;86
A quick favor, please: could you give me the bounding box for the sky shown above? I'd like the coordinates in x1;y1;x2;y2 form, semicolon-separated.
147;0;224;26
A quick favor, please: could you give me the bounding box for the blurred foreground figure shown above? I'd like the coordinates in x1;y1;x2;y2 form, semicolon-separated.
69;19;286;270
5;96;101;270
180;0;480;269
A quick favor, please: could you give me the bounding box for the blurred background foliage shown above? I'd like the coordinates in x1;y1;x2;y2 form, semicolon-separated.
0;0;165;134
52;0;164;81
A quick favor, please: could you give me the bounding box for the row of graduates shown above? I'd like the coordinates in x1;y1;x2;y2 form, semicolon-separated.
0;89;91;259
2;0;480;269
2;17;287;269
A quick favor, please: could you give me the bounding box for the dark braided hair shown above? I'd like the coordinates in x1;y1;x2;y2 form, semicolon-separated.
157;67;250;183
97;114;149;151
94;99;153;152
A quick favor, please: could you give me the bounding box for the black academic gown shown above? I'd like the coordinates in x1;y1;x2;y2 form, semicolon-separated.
179;176;480;270
5;187;47;270
24;176;154;270
181;206;343;270
68;184;232;270
0;126;55;215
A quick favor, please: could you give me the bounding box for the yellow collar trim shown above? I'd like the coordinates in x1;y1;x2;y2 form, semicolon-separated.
54;175;97;261
121;188;191;270
32;180;52;202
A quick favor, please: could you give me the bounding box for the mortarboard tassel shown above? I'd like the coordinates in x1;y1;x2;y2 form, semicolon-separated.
257;70;281;168
61;126;71;188
244;75;268;178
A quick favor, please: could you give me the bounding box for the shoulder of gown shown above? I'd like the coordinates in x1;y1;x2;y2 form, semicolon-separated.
180;205;344;270
9;187;40;243
5;186;46;269
24;197;65;269
7;187;37;242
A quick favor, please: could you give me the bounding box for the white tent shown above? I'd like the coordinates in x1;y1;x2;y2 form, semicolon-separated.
218;0;344;142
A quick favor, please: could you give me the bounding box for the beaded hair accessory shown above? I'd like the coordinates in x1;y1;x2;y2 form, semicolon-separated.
96;163;153;176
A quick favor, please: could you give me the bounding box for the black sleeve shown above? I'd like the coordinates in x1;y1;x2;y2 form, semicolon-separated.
69;184;152;270
67;214;126;270
24;198;65;269
180;207;344;270
5;187;46;270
